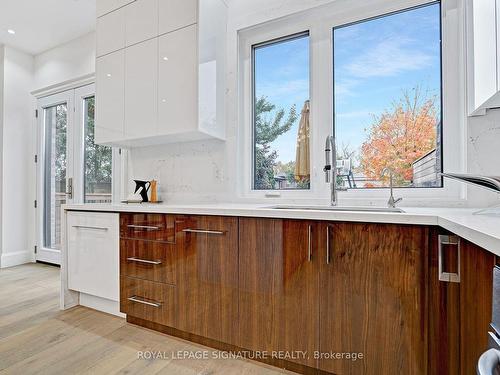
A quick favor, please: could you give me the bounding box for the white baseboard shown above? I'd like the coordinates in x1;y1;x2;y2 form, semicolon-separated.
0;250;33;268
79;293;125;318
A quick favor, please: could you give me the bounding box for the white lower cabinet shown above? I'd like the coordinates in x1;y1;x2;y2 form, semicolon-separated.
67;212;119;302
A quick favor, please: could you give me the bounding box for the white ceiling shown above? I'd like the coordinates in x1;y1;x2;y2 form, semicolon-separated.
0;0;95;56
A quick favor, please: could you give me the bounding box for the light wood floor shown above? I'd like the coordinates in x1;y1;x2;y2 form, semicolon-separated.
0;263;290;375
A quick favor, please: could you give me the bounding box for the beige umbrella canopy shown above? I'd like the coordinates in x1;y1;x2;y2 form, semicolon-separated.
294;100;310;181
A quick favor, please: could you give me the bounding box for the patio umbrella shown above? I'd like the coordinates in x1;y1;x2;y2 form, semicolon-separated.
294;100;310;181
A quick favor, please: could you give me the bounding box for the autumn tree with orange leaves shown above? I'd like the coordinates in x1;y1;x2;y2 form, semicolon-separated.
360;87;438;186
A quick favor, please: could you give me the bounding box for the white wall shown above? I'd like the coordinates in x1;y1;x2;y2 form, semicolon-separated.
0;46;35;267
0;32;95;268
127;0;500;207
34;32;95;90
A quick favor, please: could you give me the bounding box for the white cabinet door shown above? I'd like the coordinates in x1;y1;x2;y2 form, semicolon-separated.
467;0;500;115
159;0;197;35
158;26;197;136
97;0;135;17
67;212;119;301
97;8;126;57
125;0;158;46
96;50;125;144
125;38;158;139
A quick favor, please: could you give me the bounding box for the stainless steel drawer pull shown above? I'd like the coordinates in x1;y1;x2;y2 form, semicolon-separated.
438;234;461;283
72;225;109;231
127;296;162;308
308;225;313;262
326;226;330;265
126;225;160;230
182;229;225;235
126;257;162;265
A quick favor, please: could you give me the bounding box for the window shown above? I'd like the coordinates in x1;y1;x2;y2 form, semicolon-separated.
241;0;463;202
333;2;442;189
252;32;310;190
83;96;113;203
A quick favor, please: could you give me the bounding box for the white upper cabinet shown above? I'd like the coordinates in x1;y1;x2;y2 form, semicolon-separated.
95;50;125;144
97;0;135;17
159;0;198;35
125;0;159;46
158;26;198;138
95;0;227;147
466;0;500;116
96;7;126;56
124;38;158;140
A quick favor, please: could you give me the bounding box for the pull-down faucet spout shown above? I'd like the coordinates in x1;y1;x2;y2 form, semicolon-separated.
324;135;337;206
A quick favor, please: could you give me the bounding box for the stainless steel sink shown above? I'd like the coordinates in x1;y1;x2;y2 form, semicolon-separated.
264;205;405;213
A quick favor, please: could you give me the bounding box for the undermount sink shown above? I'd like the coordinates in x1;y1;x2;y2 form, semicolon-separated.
265;205;405;213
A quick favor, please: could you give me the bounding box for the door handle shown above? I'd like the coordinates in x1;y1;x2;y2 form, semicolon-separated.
438;234;460;283
72;225;109;231
308;224;313;261
126;257;162;265
126;224;161;231
127;296;162;308
66;177;73;199
182;229;225;235
326;226;331;264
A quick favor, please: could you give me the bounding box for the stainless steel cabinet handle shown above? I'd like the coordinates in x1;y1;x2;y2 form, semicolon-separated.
182;229;225;235
308;225;313;261
326;226;330;264
72;225;109;231
438;234;461;283
127;296;161;308
126;257;162;265
126;224;160;230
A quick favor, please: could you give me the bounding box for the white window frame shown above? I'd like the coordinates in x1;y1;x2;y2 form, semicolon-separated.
238;0;467;206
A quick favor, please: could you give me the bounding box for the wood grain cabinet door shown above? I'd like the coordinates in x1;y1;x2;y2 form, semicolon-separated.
175;215;239;344
238;218;319;368
318;222;428;375
428;230;495;375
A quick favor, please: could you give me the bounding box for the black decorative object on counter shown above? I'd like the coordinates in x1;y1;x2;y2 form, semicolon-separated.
134;180;151;202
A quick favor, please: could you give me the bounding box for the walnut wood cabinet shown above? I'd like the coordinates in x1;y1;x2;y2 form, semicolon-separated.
428;229;495;375
318;222;429;375
175;215;239;344
118;213;495;375
238;218;319;368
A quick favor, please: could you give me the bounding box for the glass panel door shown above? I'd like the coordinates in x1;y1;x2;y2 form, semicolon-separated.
43;103;68;250
37;90;74;264
37;84;118;265
83;96;113;203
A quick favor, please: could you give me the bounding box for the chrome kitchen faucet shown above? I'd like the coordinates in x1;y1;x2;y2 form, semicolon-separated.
381;167;403;208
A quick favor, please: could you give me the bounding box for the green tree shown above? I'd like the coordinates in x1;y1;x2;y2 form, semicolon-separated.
254;96;297;189
84;97;112;197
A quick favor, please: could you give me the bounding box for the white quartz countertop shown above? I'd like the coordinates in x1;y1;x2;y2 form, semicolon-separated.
62;203;500;257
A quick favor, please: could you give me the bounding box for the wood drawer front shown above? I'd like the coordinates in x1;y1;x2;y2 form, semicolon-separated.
120;276;176;326
120;239;177;284
120;213;176;242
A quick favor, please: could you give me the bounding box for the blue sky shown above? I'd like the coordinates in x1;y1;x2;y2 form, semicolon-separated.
254;2;441;164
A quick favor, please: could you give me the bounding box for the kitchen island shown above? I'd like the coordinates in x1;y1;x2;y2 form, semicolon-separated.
60;203;500;374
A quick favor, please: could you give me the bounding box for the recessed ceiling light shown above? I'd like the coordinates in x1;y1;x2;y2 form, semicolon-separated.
7;29;15;35
163;57;169;61
106;73;112;77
